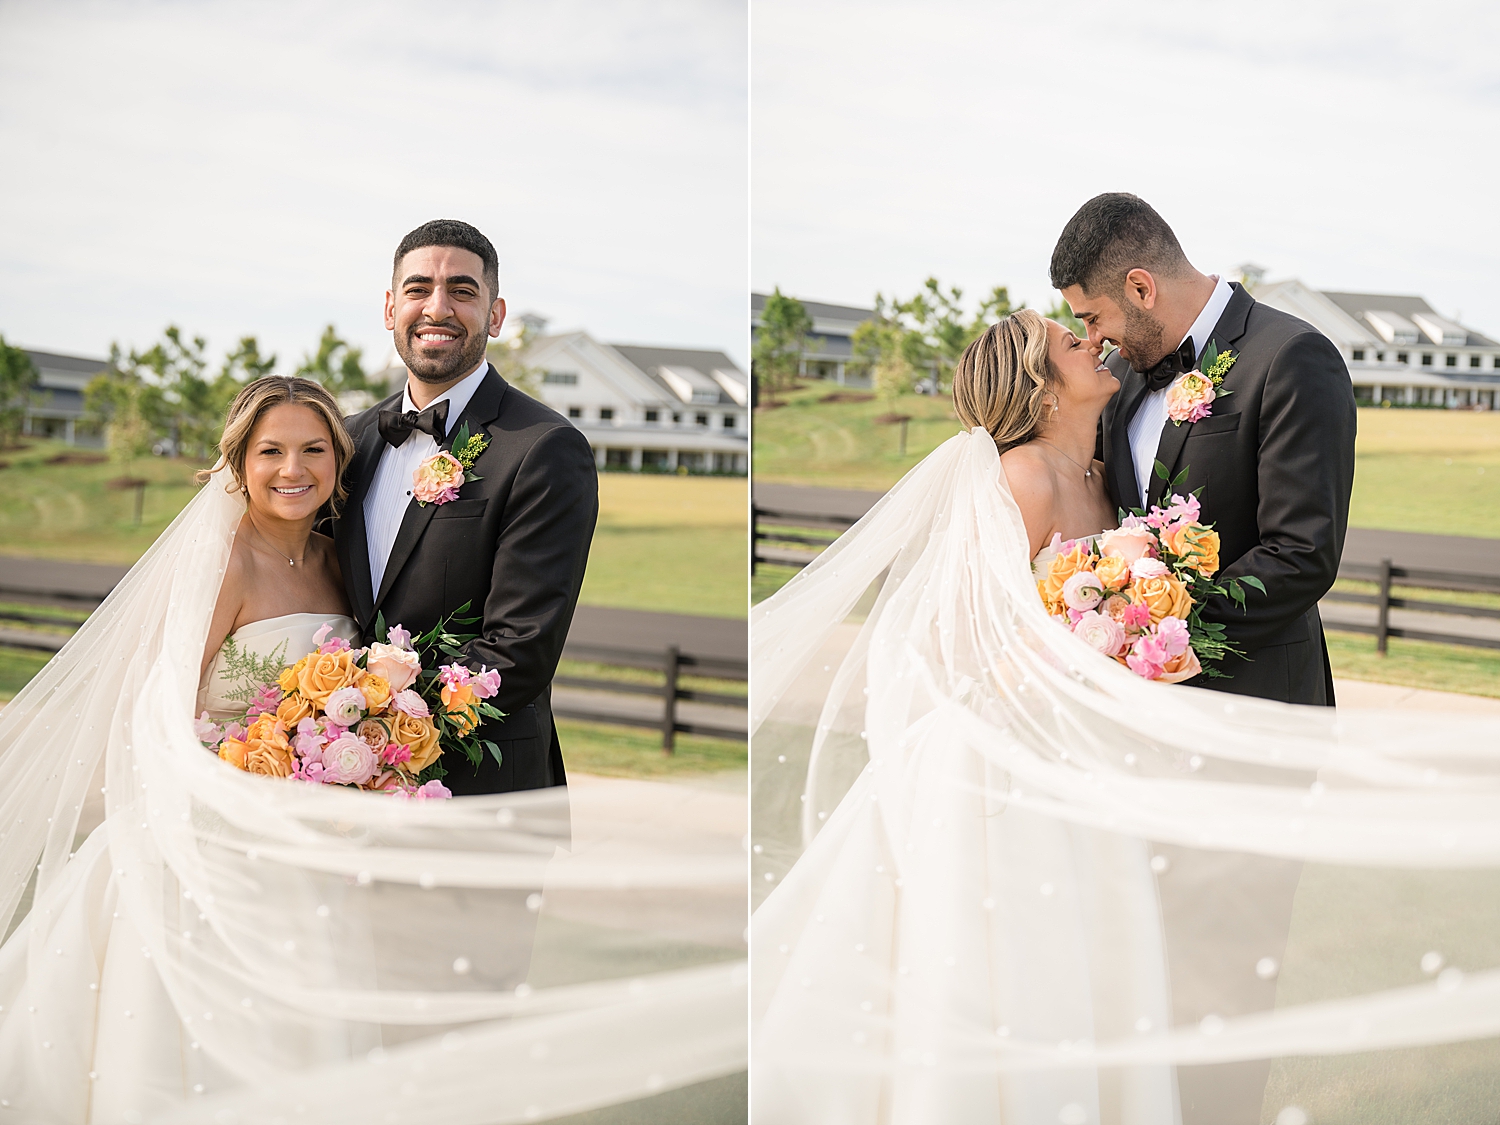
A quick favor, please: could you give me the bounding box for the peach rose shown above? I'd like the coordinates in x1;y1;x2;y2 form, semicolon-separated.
356;718;389;753
1158;646;1203;684
278;656;308;694
1092;554;1131;590
1042;542;1095;604
441;682;480;736
1099;526;1156;565
218;737;249;770
1165;372;1216;424
389;711;442;773
366;643;421;693
297;650;363;707
359;674;392;713
1163;522;1221;577
1130;573;1193;625
276;693;315;726
244;739;294;778
413;452;465;505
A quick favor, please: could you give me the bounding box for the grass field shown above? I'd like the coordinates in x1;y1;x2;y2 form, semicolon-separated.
0;440;747;618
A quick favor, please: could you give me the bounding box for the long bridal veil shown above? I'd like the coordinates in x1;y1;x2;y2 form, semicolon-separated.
751;427;1500;1124
0;471;745;1124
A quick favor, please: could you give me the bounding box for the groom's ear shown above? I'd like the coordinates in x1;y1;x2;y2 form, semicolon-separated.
1123;268;1159;311
488;296;507;339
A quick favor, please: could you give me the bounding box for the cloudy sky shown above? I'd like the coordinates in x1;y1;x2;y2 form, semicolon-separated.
0;0;748;371
753;0;1500;335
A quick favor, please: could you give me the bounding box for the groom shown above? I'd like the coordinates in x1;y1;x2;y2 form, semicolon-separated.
1053;195;1356;1125
334;219;598;796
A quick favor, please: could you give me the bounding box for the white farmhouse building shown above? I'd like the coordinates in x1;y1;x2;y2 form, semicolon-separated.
519;332;747;474
1255;280;1500;408
18;348;108;446
751;292;875;386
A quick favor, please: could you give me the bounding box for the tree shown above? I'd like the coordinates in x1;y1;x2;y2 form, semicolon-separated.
849;279;1018;396
0;335;38;448
295;325;373;410
84;343;157;479
486;323;544;399
752;288;813;406
1045;297;1086;339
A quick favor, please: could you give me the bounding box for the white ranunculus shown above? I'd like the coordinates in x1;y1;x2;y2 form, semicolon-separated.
1072;610;1126;657
321;733;378;786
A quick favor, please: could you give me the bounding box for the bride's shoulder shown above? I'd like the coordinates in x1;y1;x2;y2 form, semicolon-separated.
998;442;1058;500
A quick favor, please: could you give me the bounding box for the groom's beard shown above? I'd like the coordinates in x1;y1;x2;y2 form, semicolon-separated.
1119;302;1167;372
396;321;489;384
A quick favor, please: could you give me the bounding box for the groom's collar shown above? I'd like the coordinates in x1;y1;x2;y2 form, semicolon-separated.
400;356;489;423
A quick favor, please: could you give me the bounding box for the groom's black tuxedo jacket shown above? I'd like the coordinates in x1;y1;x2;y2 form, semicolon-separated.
1099;284;1357;705
334;366;598;794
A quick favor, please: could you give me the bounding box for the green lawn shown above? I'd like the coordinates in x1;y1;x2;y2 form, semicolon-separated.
556;718;745;778
1325;631;1500;700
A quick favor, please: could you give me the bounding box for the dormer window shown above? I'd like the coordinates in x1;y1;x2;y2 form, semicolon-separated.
1351;349;1365;362
1421;354;1434;366
599;407;614;421
1397;352;1409;364
1471;356;1482;368
1446;355;1458;368
695;412;709;426
645;409;660;423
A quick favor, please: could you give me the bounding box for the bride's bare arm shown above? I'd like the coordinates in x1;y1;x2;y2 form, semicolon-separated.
998;446;1058;559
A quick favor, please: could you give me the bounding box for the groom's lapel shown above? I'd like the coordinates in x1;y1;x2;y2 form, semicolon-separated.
341;396;398;631
372;366;509;614
1147;284;1256;508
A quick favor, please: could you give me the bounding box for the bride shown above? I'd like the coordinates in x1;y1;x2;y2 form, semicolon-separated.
0;377;744;1124
751;311;1500;1124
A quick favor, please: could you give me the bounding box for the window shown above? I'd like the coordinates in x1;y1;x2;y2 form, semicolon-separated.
543;372;578;385
1421;353;1434;366
645;409;660;423
1446;355;1458;367
641;450;669;469
1494;356;1500;368
695;412;710;426
1375;352;1385;362
722;414;737;430
567;406;582;419
1397;352;1409;364
1471;355;1483;368
672;413;682;424
605;448;631;468
599;407;614;421
1351;349;1365;361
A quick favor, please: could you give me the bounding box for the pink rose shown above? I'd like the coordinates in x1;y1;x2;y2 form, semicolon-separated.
1155;616;1192;658
320;733;378;786
1165;372;1216;424
412;452;465;505
1061;571;1105;612
1072;610;1126;657
1130;557;1169;581
1099;526;1156;565
324;686;368;727
391;689;430;718
367;642;422;693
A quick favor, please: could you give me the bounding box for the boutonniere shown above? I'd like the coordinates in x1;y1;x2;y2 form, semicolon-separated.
1167;342;1236;426
412;423;489;507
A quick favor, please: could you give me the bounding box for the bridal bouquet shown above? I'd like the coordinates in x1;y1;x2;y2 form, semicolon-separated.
1037;490;1263;682
196;605;505;797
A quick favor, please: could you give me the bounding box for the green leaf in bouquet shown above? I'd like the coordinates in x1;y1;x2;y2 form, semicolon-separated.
1153;459;1169;481
216;636;290;705
1239;575;1267;594
1227;583;1246;607
483;740;502;769
478;703;505;721
416;759;447;783
1169;465;1190;489
1198;341;1220;374
375;610;387;643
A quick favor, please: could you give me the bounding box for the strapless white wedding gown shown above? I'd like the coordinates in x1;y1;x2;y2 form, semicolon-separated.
195;612;359;721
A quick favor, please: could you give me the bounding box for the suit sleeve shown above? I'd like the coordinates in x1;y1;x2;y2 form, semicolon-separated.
1203;331;1356;649
464;425;599;715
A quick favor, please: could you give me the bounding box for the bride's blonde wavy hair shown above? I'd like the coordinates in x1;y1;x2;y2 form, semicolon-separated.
952;308;1056;454
199;376;355;514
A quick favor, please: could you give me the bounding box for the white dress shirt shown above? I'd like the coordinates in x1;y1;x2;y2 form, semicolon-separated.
1125;275;1235;509
364;358;489;601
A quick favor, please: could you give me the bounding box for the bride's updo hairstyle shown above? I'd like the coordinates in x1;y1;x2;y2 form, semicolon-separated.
952;308;1055;454
202;376;355;512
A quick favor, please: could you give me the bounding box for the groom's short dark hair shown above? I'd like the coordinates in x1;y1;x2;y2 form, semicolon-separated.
393;219;500;302
1049;193;1189;296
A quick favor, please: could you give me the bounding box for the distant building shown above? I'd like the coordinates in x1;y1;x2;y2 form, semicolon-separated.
1256;281;1500;408
751;292;875;386
519;332;747;474
16;348;108;446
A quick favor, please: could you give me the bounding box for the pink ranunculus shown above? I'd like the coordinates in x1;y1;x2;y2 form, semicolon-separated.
1165;372;1216;424
1130;557;1169;581
1155;616;1192;658
320;733;378;786
1099;526;1156;565
437;663;472;690
1072;610;1127;657
366;642;422;693
470;666;501;700
412;452;465;505
386;624;413;651
391;690;431;719
324;686;368;727
1061;570;1106;612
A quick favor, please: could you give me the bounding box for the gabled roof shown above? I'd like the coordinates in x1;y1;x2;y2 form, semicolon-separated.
751;292;875;322
609;344;745;407
1320;291;1498;348
23;348;109;375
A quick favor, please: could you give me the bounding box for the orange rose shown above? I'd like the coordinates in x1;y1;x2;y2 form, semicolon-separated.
278;656;308;694
388;711;442;773
219;737;248;770
1092;554;1131;590
244;739;294;778
1042;542;1094;604
359;674;392;714
441;682;480;736
1129;573;1194;625
276;694;314;726
1159;647;1203;684
297;650;363;707
1163;522;1221;577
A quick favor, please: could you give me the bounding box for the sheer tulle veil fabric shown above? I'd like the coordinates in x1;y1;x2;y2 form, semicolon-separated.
750;428;1500;1122
0;472;745;1123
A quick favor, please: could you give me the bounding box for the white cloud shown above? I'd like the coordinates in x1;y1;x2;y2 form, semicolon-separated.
752;0;1500;335
0;0;748;370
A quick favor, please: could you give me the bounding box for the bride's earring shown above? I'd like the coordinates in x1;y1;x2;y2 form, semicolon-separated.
1045;395;1059;422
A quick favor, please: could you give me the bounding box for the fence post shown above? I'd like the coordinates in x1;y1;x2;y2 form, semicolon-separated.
1376;557;1393;656
661;645;680;754
750;506;760;576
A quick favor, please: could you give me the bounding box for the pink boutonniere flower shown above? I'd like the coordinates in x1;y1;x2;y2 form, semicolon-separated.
1167;343;1237;427
413;451;465;506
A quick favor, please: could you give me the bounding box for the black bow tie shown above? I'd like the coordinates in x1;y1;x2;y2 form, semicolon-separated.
1142;338;1198;391
377;400;450;448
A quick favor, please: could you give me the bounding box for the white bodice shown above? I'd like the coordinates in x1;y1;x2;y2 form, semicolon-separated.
197;612;359;721
1031;531;1107;582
